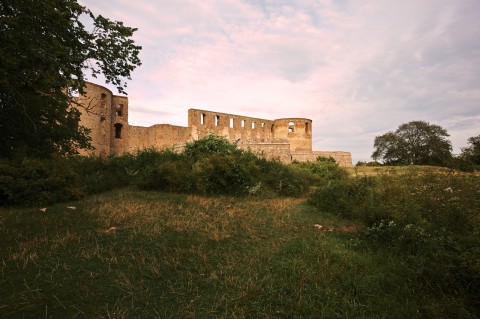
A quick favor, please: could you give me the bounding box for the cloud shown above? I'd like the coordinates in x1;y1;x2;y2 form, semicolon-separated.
79;0;480;163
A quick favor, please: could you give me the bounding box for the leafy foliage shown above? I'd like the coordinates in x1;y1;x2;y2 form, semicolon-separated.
184;134;241;160
0;157;83;206
141;135;316;196
0;135;325;205
372;121;452;166
461;134;480;165
0;0;141;158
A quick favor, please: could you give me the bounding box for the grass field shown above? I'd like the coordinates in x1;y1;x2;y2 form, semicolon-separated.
1;187;476;318
345;164;470;176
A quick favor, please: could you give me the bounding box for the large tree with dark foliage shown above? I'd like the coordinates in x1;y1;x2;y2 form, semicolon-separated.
460;134;480;165
372;121;452;165
0;0;141;158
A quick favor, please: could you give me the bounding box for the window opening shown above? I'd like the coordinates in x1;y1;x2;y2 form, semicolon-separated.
252;121;255;129
114;123;123;139
230;118;234;128
116;104;123;116
261;122;265;128
215;115;220;126
200;113;205;125
241;120;245;128
305;122;309;133
288;121;295;133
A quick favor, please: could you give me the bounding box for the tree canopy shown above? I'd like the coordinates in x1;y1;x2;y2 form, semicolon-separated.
372;121;452;165
460;134;480;165
0;0;141;158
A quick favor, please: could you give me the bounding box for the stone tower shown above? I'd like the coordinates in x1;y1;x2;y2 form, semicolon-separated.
76;82;128;156
272;118;313;152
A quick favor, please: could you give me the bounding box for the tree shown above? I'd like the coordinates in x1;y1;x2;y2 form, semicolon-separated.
460;134;480;165
0;0;141;158
372;121;452;165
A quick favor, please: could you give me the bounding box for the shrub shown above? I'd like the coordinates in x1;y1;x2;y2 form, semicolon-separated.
184;134;241;160
0;157;83;206
139;159;193;193
308;176;378;219
356;161;382;166
259;160;312;196
291;159;348;184
192;153;256;195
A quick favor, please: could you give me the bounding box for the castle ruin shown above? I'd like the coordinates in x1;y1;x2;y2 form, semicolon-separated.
76;82;352;167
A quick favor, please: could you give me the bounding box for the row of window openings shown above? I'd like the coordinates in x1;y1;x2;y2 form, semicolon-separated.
100;94;124;116
200;114;267;129
200;114;309;133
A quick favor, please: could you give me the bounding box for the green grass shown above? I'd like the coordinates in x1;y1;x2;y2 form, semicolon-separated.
346;164;476;177
0;189;477;318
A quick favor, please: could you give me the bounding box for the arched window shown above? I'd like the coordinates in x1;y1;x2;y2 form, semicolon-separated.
114;123;123;139
288;121;295;133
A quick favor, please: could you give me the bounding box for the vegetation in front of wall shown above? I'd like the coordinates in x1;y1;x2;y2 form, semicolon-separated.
137;135;334;196
309;169;480;312
0;135;346;206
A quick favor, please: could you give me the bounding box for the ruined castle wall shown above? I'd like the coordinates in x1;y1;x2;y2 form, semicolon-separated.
111;95;128;155
77;82;113;157
75;82;352;167
291;151;353;167
188;109;276;142
126;124;191;153
239;140;292;163
273;118;313;153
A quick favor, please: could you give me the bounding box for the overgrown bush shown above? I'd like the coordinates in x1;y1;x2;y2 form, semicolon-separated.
139;159;193;192
0;157;83;206
184;134;241;160
309;170;480;305
139;135;315;196
0;135;324;205
291;158;349;184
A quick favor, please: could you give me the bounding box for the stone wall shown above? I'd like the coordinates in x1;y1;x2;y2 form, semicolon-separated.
188;109;275;141
292;151;353;167
272;118;312;152
238;140;292;163
127;124;191;153
76;82;114;157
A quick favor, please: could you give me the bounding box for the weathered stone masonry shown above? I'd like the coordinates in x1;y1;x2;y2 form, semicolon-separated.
76;82;352;167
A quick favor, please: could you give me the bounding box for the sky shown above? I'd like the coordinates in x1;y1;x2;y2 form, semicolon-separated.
79;0;480;163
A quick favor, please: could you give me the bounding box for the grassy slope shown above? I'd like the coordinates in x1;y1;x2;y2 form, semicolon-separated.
345;165;460;177
0;189;473;318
